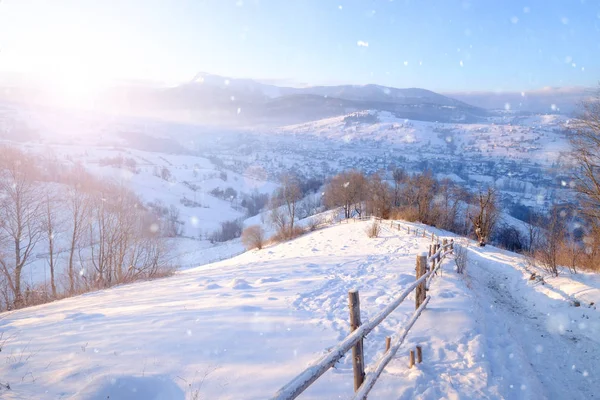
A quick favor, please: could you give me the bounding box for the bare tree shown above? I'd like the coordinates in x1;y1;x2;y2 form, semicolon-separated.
560;234;580;274
526;212;542;252
42;191;65;298
468;186;498;246
365;173;393;218
269;206;289;237
298;193;322;219
271;174;302;237
434;179;467;231
414;172;437;222
323;170;367;218
536;206;567;277
0;147;44;307
66;186;89;294
569;89;600;223
392;167;407;207
398;172;436;223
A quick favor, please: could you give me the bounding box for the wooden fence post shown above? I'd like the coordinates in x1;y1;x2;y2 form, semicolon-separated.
415;254;427;309
385;337;391;352
450;239;454;253
348;290;365;391
416;346;423;363
422;230;426;238
409;350;415;368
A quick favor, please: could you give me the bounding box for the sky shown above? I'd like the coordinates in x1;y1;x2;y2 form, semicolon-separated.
0;0;598;92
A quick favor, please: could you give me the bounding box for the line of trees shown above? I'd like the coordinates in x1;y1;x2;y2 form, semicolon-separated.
322;168;498;244
0;146;174;310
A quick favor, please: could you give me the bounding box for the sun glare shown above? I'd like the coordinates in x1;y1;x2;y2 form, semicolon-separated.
44;69;110;108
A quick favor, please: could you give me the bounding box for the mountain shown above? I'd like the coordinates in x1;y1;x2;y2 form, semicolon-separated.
140;73;490;125
445;86;595;115
0;72;490;126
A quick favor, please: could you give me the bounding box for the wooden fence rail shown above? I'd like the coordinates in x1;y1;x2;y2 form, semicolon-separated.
270;225;454;400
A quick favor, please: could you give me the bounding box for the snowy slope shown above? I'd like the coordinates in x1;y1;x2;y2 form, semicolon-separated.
1;220;599;399
2;141;277;291
277;111;571;164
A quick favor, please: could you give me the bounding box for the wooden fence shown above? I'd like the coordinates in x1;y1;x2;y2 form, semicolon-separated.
270;226;454;400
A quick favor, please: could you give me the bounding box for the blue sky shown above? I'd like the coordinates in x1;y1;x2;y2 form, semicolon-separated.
0;0;598;92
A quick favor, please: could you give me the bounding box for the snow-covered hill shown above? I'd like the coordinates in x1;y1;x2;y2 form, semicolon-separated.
2;141;277;291
1;220;598;399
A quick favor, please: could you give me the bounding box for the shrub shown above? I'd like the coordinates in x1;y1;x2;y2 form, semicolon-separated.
241;225;265;250
307;215;323;232
270;225;305;243
210;219;243;243
494;224;524;252
454;244;469;274
391;207;420;222
366;220;381;238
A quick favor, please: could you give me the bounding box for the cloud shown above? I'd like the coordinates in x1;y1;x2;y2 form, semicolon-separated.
357;40;369;47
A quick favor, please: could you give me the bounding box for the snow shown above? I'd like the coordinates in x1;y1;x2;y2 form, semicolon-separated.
1;142;277;290
2;219;599;399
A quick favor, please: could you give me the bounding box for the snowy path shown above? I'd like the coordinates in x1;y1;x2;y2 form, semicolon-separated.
1;220;599;399
466;246;600;400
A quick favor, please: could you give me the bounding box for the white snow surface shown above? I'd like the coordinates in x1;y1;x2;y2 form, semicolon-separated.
1;220;599;399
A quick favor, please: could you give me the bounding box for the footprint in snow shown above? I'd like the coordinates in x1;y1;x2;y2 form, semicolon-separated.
238;305;262;312
439;290;457;298
255;277;281;284
397;274;414;285
228;278;254;290
204;283;222;290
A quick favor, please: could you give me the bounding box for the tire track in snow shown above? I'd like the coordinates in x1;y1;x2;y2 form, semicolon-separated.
468;248;600;400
